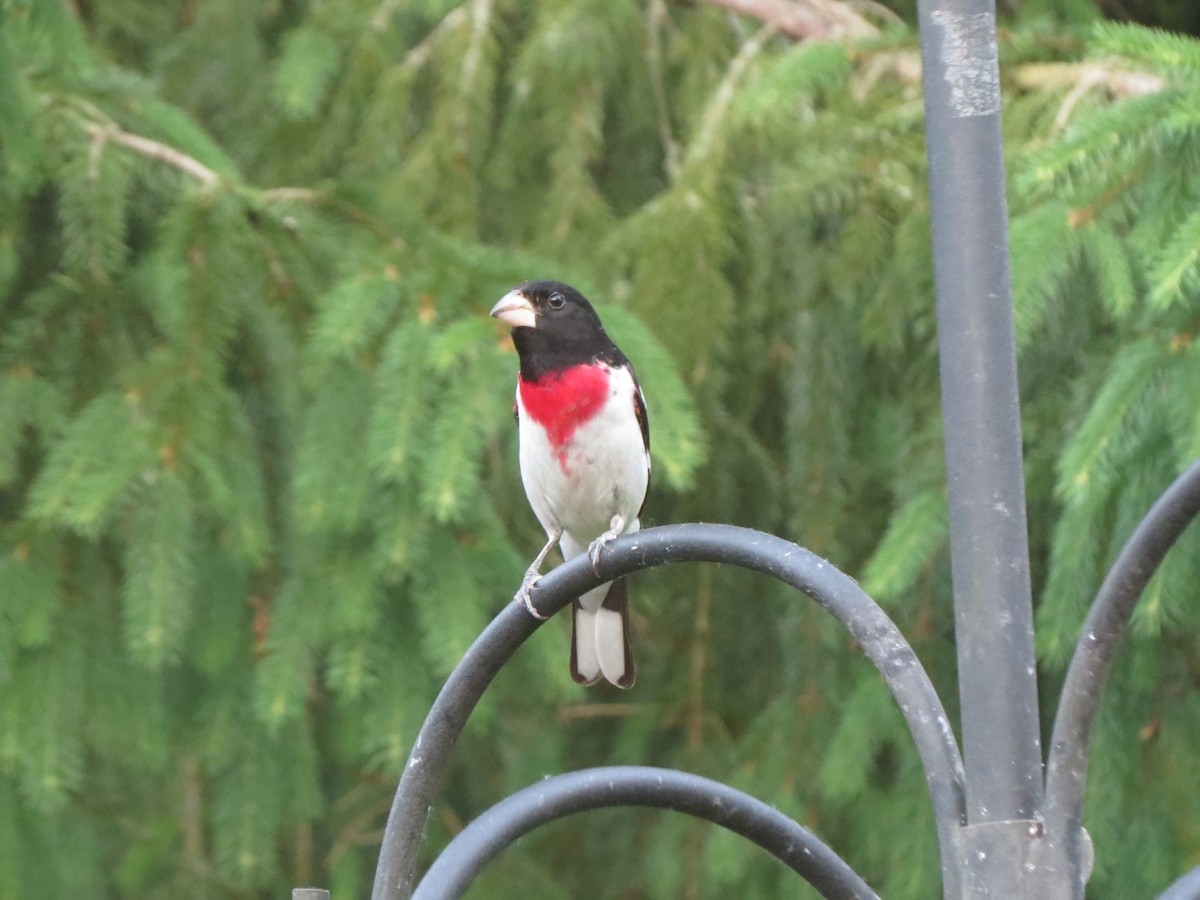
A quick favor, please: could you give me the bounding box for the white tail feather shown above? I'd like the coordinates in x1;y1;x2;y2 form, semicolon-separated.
572;605;601;684
594;606;627;686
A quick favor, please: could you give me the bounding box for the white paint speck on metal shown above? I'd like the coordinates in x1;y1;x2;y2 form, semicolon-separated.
931;10;1001;118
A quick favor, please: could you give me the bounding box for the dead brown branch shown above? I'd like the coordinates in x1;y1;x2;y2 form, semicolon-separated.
700;0;878;41
556;702;646;722
1014;62;1166;129
87;123;220;187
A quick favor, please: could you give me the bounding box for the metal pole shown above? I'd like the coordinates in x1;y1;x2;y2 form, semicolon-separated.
916;0;1042;836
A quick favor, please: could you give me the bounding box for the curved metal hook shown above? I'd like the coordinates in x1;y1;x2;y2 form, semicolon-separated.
371;523;965;900
1043;458;1200;892
410;766;880;900
1158;863;1200;900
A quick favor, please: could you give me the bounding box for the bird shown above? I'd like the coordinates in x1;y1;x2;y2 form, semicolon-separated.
490;280;650;688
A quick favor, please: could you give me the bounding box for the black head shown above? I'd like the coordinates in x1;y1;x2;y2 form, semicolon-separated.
490;280;624;380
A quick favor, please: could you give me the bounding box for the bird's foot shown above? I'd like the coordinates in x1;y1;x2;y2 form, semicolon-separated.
514;569;548;620
587;528;620;575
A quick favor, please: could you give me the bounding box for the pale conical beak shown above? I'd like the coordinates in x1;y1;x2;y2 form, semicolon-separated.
490;290;536;329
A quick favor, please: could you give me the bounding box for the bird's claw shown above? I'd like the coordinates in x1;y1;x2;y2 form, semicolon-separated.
587;531;617;576
515;572;548;620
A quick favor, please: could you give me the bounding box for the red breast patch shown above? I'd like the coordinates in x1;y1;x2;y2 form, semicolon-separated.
519;365;610;452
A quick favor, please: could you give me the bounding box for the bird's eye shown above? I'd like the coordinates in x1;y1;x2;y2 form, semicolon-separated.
548;292;566;309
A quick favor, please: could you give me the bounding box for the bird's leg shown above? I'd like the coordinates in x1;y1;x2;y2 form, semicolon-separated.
515;528;562;620
587;514;627;575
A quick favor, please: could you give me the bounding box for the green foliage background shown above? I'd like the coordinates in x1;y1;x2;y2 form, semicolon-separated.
1;0;1199;896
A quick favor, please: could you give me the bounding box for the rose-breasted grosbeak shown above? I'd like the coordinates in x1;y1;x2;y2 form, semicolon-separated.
491;281;650;689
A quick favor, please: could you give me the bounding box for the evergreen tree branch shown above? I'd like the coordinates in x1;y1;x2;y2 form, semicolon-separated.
86;123;220;188
1091;0;1134;21
262;187;407;247
181;755;210;876
683;567;714;896
325;795;395;871
686;568;713;757
698;0;878;41
851;48;922;98
688;23;777;168
458;0;494;97
844;0;904;26
646;0;682;179
369;0;403;32
403;4;471;74
294;822;314;886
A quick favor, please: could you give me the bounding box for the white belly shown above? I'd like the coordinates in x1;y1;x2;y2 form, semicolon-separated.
517;365;648;542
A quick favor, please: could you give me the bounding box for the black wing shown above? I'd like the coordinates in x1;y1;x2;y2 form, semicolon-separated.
632;369;651;519
633;376;650;456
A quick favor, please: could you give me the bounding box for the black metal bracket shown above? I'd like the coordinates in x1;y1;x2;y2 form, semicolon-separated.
370;524;967;900
1159;864;1200;900
1041;458;1200;897
358;465;1200;899
411;766;880;900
